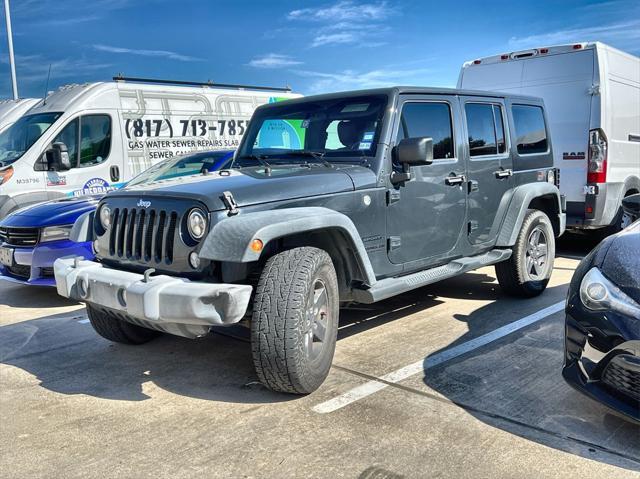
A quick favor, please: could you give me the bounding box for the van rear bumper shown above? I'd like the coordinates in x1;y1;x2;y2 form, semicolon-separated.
54;257;253;338
566;182;625;229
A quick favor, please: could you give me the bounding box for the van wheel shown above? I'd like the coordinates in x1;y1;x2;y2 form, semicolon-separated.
251;247;339;394
87;305;160;344
496;209;555;298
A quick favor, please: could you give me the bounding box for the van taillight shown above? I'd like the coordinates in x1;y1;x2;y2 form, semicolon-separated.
587;129;607;183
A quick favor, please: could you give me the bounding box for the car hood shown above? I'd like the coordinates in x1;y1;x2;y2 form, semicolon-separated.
600;221;640;304
0;195;101;228
108;164;376;211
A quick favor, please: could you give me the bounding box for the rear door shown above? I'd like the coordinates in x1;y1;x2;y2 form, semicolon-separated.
461;97;514;245
386;95;467;266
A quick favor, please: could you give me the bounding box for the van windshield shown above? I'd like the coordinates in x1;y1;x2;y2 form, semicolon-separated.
235;95;387;165
0;112;63;167
125;150;234;187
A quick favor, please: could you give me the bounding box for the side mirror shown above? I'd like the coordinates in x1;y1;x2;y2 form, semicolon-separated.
391;137;433;184
46;142;72;171
622;193;640;217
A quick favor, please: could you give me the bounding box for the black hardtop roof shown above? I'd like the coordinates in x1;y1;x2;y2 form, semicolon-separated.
258;86;543;108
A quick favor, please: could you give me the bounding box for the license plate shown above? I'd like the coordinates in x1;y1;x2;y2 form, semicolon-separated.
0;246;14;267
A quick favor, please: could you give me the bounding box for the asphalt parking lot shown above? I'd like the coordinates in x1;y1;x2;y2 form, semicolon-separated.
1;234;638;478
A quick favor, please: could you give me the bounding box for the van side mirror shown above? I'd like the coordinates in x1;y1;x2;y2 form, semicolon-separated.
46;142;72;171
622;193;640;218
391;137;433;184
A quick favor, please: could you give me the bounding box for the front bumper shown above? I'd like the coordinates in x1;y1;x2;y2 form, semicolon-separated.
563;312;640;424
53;257;252;338
0;240;93;286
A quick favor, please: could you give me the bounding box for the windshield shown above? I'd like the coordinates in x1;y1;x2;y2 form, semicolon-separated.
236;95;387;165
125;150;234;187
0;112;63;167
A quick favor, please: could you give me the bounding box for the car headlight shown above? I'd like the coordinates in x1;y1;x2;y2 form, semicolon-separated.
580;267;640;318
41;225;73;242
187;208;207;240
99;204;111;229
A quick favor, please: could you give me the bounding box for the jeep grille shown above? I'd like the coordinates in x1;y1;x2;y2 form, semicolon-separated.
108;207;178;264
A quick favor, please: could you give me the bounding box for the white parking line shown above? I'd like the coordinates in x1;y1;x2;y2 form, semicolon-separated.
313;301;565;414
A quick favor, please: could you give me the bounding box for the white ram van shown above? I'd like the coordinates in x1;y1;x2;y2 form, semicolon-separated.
0;98;39;133
458;42;640;232
0;78;298;218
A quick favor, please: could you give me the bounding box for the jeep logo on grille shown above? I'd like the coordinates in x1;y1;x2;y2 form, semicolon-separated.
137;199;151;208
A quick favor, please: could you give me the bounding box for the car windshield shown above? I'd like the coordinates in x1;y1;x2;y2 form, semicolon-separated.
125;150;234;187
235;95;387;166
0;112;63;167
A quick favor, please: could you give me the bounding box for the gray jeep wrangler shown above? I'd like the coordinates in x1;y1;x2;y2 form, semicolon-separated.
55;87;565;394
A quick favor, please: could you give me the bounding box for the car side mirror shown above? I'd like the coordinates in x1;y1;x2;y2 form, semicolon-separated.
391;137;433;184
46;142;72;171
621;193;640;218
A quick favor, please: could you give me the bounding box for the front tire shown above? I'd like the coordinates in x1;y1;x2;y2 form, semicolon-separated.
495;209;555;298
87;305;161;344
251;247;339;394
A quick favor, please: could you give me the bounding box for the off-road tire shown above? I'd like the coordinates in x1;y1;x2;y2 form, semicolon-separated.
86;304;160;344
495;209;555;298
251;247;339;394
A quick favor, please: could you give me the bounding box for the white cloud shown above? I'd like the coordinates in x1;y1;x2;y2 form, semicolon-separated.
93;44;203;62
247;53;303;68
287;1;397;48
292;66;436;94
288;1;393;22
508;20;640;51
0;54;112;83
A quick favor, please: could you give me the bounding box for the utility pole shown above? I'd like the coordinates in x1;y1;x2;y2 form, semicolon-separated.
4;0;18;99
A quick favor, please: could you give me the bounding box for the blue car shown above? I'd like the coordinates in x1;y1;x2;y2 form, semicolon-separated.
0;150;234;286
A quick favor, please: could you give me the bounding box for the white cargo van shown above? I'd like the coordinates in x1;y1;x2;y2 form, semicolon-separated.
458;42;640;232
0;98;38;133
0;78;298;218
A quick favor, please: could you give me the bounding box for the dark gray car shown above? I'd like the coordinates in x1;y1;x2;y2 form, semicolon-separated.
55;87;566;394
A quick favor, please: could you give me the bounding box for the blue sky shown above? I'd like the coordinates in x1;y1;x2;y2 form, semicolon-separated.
1;0;639;99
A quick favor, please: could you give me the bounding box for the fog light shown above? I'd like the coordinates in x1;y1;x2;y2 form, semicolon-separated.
250;239;264;253
189;251;200;269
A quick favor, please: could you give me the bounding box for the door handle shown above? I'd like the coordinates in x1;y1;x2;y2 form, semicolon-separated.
445;174;466;186
494;168;513;179
110;165;120;182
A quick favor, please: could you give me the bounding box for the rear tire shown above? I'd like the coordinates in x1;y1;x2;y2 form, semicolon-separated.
251;247;339;394
86;304;161;344
496;209;555;298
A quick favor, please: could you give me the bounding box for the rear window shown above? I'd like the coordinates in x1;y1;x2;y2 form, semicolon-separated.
511;105;548;155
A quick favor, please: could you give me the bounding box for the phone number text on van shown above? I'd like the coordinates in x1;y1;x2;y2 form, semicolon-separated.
124;118;248;139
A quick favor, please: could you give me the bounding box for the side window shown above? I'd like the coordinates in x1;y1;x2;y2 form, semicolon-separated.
465;103;496;157
79;115;111;167
53;119;79;166
511;105;548;155
397;102;454;160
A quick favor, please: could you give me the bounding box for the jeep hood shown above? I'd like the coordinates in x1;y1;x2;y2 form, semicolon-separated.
0;195;100;228
108;165;375;211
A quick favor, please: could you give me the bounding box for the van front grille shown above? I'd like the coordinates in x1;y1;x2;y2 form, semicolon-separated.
108;207;178;264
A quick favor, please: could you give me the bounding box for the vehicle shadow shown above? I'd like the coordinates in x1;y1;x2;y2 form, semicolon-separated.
0;281;79;309
420;285;640;471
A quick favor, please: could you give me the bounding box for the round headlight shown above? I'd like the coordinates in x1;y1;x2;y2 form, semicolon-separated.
187;208;207;240
99;205;111;229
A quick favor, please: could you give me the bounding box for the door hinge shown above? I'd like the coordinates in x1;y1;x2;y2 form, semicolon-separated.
468;221;479;234
468;180;479;193
388;236;401;251
387;189;401;205
588;83;600;96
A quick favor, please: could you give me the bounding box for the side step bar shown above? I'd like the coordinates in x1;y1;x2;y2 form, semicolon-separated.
352;249;512;304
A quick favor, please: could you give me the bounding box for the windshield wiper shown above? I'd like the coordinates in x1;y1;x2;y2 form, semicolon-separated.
279;150;332;168
232;154;273;172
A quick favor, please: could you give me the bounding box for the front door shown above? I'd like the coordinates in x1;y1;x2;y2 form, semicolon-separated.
44;112;121;199
386;96;467;267
461;98;514;245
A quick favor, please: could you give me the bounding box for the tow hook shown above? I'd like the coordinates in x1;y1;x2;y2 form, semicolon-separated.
142;268;156;283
